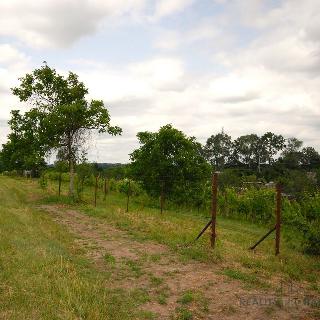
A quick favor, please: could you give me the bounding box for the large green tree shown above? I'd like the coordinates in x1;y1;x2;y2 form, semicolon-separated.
9;63;122;195
300;147;320;169
232;134;261;169
0;110;47;173
281;137;303;169
261;132;285;165
204;131;233;170
130;124;210;213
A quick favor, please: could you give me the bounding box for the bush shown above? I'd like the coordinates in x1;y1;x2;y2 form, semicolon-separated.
117;179;143;197
303;220;320;255
218;187;274;223
300;193;320;255
39;173;48;189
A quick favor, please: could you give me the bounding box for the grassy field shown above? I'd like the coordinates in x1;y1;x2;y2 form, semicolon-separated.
44;178;320;285
1;176;319;319
0;177;158;319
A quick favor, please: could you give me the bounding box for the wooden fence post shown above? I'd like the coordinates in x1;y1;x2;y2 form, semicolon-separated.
211;172;218;248
160;182;164;214
104;178;107;200
275;183;282;255
58;173;62;197
94;175;99;207
126;179;131;212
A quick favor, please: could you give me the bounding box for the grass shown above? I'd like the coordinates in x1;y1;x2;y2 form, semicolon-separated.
42;178;320;289
0;177;155;319
104;252;116;266
222;268;266;288
178;291;194;305
1;176;320;318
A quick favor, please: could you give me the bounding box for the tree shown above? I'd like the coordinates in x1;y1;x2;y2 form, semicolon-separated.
300;147;320;169
11;63;122;196
281;137;303;169
232;134;261;169
261;132;285;165
204;131;232;170
284;137;303;153
1;110;47;173
130;124;210;213
76;162;94;191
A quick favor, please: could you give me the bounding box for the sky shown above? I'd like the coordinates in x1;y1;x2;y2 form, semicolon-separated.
0;0;320;163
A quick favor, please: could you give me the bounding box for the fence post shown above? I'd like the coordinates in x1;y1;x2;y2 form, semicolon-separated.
126;179;131;212
160;181;164;214
94;175;99;207
211;172;218;248
58;173;62;197
104;178;107;200
275;183;282;255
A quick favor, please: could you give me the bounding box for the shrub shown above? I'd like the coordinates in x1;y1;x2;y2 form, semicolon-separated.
303;220;320;255
39;173;48;189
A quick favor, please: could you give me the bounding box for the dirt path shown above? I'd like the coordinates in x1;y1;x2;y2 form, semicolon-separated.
39;204;317;320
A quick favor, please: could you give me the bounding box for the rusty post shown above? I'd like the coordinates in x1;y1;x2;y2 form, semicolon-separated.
275;183;282;255
126;179;131;212
58;173;62;197
249;225;276;250
195;219;212;242
160;181;164;214
211;172;218;248
104;178;107;200
94;175;99;207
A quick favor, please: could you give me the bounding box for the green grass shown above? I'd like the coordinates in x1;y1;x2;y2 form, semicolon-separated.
178;291;194;305
175;307;193;320
222;268;266;288
0;177;155;319
1;176;320;318
104;252;116;266
42;178;320;288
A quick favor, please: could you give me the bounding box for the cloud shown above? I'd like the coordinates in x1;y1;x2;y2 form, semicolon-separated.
0;0;146;48
1;0;320;163
154;20;222;50
153;0;194;20
0;44;30;69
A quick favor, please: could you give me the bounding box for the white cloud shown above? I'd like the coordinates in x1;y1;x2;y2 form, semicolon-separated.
1;0;320;163
0;44;29;69
153;0;194;20
0;44;30;120
154;20;222;50
0;0;146;48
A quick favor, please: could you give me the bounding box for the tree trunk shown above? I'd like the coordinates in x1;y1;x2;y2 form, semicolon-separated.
69;159;75;198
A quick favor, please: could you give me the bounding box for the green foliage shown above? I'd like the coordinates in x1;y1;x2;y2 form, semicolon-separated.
117;178;143;197
39;173;48;190
300;193;320;255
0;110;47;172
303;220;320;255
218;169;243;189
278;170;317;197
261;132;285;165
76;162;94;187
2;170;19;177
130;124;210;205
218;187;274;223
204;131;232;169
8;63;122;195
104;164;128;179
54;160;69;173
